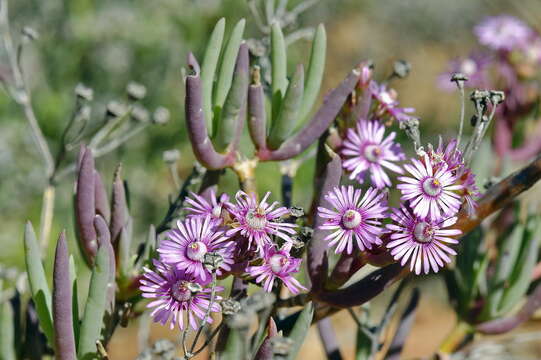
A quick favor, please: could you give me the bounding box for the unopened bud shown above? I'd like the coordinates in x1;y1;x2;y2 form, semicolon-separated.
162;149;181;164
289;206;304;218
126;81;147;101
393;60;411;79
451;72;468;90
222;299;242;315
131;105;150;123
152;106;170;125
270;336;294;356
489;90;505;105
21;27;39;42
106;101;127;118
399;117;421;147
204;252;224;271
75;83;93;101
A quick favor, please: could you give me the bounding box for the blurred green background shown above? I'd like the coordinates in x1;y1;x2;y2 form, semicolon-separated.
2;1;540;357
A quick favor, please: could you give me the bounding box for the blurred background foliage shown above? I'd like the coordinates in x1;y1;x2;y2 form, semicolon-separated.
2;1;541;356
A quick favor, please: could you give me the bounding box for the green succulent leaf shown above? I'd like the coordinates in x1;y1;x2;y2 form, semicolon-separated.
299;24;326;122
69;255;80;347
77;245;110;359
0;289;16;360
286;301;314;360
498;215;541;315
201;18;226;132
23;221;55;347
221;329;244;360
486;221;525;318
213;18;246;127
270;22;288;121
267;64;304;149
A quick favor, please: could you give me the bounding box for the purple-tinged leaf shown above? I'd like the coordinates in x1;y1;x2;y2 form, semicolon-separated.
75;147;97;265
185;53;235;169
316;318;342;360
94;215;116;313
94;171;110;223
53;231;76;360
110;164;128;247
386;288;420;360
308;144;342;295
317;263;406;308
477;282;541;334
254;317;277;360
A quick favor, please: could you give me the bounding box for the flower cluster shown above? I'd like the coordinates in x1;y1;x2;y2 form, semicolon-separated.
140;190;306;329
439;15;541;159
318;60;480;275
321;133;478;274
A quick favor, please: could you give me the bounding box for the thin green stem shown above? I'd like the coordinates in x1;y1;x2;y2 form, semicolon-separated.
190;271;218;353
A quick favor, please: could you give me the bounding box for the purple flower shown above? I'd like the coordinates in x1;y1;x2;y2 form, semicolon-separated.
426;138;463;172
226;191;297;254
398;155;463;219
370;82;416;122
246;243;306;294
158;216;233;281
438;53;491;91
386;207;462;274
317;185;388;254
184;189;229;224
458;168;480;217
342;119;405;189
474;15;533;51
140;260;222;330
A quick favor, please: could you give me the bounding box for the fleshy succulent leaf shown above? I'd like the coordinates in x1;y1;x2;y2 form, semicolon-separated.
77;245;110;359
201;18;226;132
53;231;76;360
299;24;326;122
23;221;55;347
267;64;305;149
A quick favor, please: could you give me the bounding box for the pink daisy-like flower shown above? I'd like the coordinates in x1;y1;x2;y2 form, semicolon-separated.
184;189;229;224
342;119;405;189
226;191;297;254
474;15;533;51
246;243;306;294
386;206;462;274
370;82;416;122
458;168;480;217
140;260;222;330
397;155;463;219
317;185;388;254
158;216;233;281
426;138;463;173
